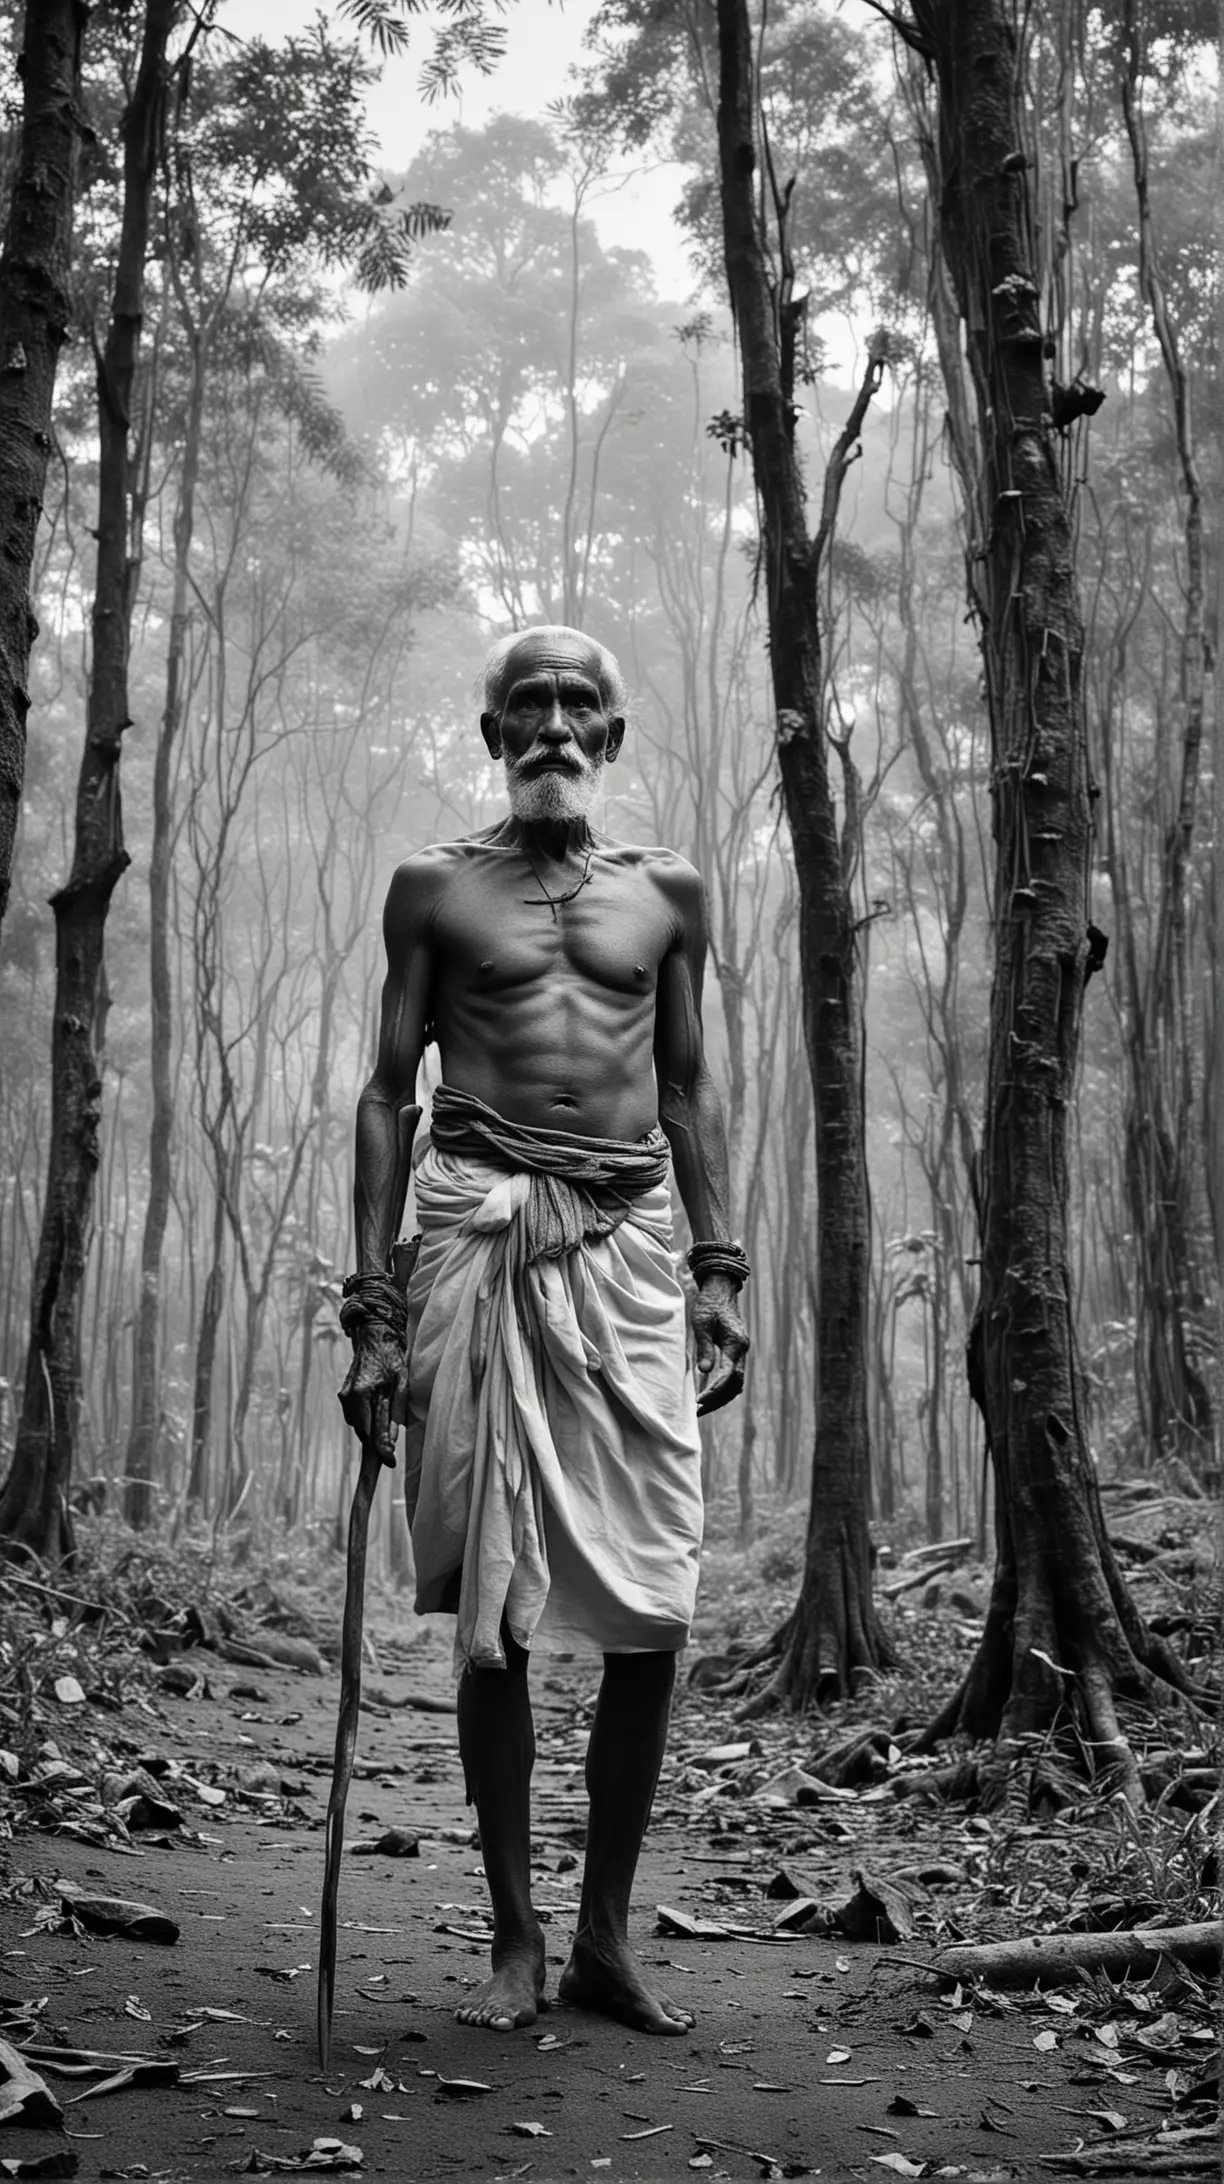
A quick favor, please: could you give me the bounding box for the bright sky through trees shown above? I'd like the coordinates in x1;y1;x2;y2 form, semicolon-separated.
245;0;698;299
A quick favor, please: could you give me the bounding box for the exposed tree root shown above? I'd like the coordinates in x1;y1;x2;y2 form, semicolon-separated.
912;1510;1213;1807
735;1521;894;1718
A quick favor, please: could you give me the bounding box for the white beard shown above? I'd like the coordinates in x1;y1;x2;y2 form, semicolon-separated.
506;757;604;824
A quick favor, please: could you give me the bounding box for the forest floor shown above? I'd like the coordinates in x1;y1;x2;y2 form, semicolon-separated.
0;1491;1217;2184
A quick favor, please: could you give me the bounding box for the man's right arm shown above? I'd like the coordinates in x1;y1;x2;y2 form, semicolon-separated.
353;856;437;1271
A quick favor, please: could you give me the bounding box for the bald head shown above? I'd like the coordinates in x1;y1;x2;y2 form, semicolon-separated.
481;625;627;722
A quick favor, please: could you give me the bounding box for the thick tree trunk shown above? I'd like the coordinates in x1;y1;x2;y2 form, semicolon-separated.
910;0;1199;1791
716;0;891;1705
0;2;175;1562
0;0;88;933
124;339;205;1527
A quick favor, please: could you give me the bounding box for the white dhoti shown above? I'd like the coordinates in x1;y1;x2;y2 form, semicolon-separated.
401;1113;703;1673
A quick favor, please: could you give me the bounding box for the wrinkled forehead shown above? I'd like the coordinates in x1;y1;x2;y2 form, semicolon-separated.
499;629;606;696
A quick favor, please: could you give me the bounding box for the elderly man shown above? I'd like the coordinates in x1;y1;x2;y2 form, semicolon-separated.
340;625;748;2038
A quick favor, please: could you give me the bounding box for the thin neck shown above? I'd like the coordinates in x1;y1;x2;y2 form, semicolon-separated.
497;813;595;865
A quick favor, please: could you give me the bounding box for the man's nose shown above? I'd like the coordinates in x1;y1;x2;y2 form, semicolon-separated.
539;696;571;740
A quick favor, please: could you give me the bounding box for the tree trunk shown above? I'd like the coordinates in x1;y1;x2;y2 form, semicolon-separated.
1111;0;1214;1474
188;1189;226;1515
0;1;175;1563
0;0;88;933
124;335;205;1526
910;0;1199;1792
715;0;891;1705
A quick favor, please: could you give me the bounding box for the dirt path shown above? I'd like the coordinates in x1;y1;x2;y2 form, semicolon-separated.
0;1620;1174;2181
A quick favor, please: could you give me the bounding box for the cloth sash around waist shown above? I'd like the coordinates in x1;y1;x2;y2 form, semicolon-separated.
426;1084;671;1266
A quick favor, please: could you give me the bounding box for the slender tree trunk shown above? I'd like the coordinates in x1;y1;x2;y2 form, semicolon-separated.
1112;0;1214;1472
910;0;1198;1792
189;1192;225;1516
0;0;88;932
124;339;205;1525
0;2;175;1562
716;0;891;1705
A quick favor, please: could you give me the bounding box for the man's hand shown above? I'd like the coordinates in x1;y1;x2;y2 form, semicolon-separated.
692;1274;749;1416
339;1323;404;1467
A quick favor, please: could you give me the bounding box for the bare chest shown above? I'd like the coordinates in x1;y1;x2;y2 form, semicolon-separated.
434;851;673;998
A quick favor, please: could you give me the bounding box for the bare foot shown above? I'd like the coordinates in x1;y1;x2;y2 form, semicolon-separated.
558;1932;694;2034
455;1935;546;2031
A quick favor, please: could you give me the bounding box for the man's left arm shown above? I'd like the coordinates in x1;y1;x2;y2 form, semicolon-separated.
654;859;750;1410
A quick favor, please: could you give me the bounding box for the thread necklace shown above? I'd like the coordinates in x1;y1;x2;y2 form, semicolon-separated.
519;837;595;921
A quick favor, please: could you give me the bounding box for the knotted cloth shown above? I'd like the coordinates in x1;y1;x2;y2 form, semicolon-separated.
401;1089;702;1672
427;1084;671;1263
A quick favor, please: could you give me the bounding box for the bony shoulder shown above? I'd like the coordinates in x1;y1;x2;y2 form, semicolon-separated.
390;841;471;886
642;847;704;896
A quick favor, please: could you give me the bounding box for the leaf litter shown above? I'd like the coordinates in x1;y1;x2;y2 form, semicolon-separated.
0;1489;1213;2177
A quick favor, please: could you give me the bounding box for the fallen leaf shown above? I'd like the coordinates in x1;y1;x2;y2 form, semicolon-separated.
0;2041;62;2127
1087;2109;1128;2133
434;2077;490;2099
52;1678;85;1707
182;1775;226;1807
887;2095;937;2118
871;2157;927;2178
1034;2031;1058;2052
825;2049;852;2065
656;1905;737;1940
688;2161;714;2173
508;2122;552;2138
64;2060;177;2103
57;1888;178;1946
621;2125;673;2140
0;2156;80;2179
342;2103;362;2122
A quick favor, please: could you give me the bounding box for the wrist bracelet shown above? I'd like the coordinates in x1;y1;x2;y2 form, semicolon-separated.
340;1270;408;1342
686;1239;751;1288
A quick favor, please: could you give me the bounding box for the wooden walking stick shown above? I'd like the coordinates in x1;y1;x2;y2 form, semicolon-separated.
318;1102;419;2068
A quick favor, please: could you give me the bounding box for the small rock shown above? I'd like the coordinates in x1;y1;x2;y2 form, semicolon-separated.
236;1760;282;1796
349;1828;419;1858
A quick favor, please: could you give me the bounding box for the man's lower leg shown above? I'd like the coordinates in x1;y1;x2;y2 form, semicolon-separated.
560;1649;694;2033
455;1626;545;2029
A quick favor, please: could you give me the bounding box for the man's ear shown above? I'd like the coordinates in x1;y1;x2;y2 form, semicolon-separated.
606;715;625;764
480;712;503;761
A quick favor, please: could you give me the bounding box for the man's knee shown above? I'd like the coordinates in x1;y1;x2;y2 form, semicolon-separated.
600;1648;676;1692
461;1623;531;1691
